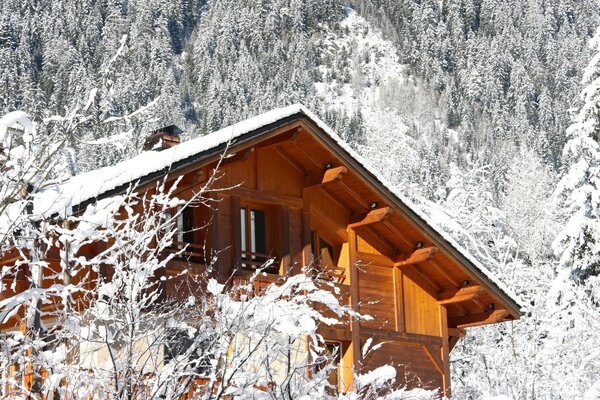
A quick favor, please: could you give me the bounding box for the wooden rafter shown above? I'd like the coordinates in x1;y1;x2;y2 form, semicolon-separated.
274;145;307;175
353;225;397;257
257;127;302;150
400;264;440;297
335;180;371;210
293;140;324;170
427;259;461;287
220;146;255;166
437;285;483;305
348;207;392;228
394;246;438;267
322;166;348;184
449;309;509;328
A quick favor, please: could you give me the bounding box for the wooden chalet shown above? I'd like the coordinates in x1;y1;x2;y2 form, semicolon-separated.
0;105;522;397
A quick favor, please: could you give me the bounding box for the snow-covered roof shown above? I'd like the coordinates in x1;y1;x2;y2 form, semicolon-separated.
33;104;522;314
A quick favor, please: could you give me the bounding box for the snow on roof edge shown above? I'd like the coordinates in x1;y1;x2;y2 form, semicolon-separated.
33;103;523;312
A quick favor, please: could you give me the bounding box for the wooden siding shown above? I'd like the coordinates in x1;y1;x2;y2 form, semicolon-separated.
362;340;443;390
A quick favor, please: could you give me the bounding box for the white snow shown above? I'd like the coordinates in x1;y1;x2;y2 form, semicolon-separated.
0;110;36;149
32;103;522;311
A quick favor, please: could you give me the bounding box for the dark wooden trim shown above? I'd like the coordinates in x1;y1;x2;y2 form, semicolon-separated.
449;336;461;352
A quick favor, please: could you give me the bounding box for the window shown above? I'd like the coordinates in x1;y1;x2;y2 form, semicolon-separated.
239;204;279;273
165;205;204;263
310;230;345;282
240;205;277;271
176;206;195;248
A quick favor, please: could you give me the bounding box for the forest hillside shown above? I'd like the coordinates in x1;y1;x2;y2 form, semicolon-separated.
1;0;599;398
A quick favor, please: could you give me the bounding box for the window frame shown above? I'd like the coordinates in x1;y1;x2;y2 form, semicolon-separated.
238;201;279;273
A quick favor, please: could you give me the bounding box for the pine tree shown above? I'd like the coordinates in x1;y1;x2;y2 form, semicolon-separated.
554;27;600;280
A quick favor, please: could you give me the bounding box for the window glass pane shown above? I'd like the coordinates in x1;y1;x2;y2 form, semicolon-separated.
183;207;194;244
240;208;247;256
251;209;266;256
177;207;184;248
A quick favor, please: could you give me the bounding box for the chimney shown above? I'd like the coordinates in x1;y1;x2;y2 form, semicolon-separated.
143;125;182;151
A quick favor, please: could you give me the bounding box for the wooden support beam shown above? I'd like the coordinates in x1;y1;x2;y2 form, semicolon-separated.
422;343;445;377
380;219;414;252
354;225;397;258
322;166;348;184
438;305;451;397
348;207;392;229
394;246;438;267
257;127;302;150
231;196;241;271
347;229;362;371
449;309;509;328
280;205;291;275
403;264;440;297
393;266;405;333
437;285;483;305
337;180;372;210
427;260;468;315
359;327;443;347
308;204;348;243
449;335;461;352
447;327;466;337
293;140;324;170
304;166;348;190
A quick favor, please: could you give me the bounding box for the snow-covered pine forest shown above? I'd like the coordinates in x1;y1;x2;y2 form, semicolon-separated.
0;0;599;398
